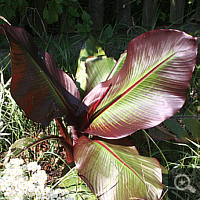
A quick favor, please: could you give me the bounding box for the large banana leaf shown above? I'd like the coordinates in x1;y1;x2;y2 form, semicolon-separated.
74;136;164;200
75;36;105;98
85;52;127;95
85;55;116;94
81;29;198;139
107;51;127;79
0;24;81;126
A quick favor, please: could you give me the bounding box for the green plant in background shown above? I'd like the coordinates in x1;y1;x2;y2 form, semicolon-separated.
0;0;92;35
43;0;92;33
43;0;65;24
43;0;79;25
74;11;93;34
98;23;133;61
159;138;199;200
0;0;80;25
0;0;29;24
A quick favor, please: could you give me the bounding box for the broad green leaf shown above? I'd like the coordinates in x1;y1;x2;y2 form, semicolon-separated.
43;7;49;20
81;29;198;139
74;136;163;200
148;126;175;141
68;6;79;17
82;11;90;22
77;52;127;129
55;3;63;14
163;118;190;143
85;56;116;94
104;24;113;39
75;36;105;98
182;110;200;141
86;51;127;89
0;24;81;126
48;7;59;24
84;51;126;96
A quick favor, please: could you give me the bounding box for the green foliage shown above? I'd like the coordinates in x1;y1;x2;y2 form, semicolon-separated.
103;24;114;39
43;0;79;25
43;0;65;24
74;11;93;33
0;0;92;34
0;76;40;149
43;0;92;34
167;140;200;200
0;0;28;23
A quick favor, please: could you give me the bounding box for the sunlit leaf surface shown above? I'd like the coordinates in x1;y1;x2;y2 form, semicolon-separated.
82;29;198;138
75;36;105;98
74;136;164;200
85;55;116;94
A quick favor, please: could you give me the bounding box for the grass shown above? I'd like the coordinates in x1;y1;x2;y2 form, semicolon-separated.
0;21;200;199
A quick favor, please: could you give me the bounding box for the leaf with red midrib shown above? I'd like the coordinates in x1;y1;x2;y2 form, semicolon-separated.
81;29;198;139
74;136;164;200
0;24;82;126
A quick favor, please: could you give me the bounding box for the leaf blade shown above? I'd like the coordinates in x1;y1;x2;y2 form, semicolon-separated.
85;55;116;94
182;110;200;141
74;136;163;200
0;24;81;126
164;118;190;142
82;29;198;138
75;36;105;98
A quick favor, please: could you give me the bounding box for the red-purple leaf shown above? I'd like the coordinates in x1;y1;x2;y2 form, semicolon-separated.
74;136;164;200
55;118;73;145
80;29;198;138
0;24;81;126
59;139;74;164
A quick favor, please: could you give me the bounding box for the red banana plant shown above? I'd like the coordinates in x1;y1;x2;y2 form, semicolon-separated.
0;24;198;200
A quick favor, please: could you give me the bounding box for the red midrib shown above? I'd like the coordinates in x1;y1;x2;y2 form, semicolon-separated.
91;52;176;121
